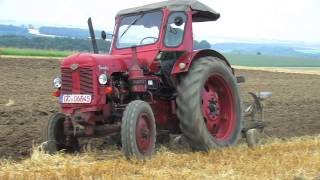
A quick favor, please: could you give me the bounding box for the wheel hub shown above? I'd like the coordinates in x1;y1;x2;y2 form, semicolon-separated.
208;98;219;116
141;128;149;139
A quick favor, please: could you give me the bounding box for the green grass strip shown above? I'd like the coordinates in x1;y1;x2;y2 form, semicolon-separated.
0;48;74;58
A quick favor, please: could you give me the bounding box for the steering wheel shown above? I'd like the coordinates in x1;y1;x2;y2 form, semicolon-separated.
140;37;158;45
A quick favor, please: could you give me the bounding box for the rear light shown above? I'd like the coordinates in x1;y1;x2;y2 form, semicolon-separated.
53;90;61;97
104;86;113;94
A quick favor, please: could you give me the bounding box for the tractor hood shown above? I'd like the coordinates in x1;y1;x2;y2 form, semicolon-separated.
61;53;133;74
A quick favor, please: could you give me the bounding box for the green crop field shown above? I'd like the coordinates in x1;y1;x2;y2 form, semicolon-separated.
296;49;320;54
224;53;320;67
0;48;75;58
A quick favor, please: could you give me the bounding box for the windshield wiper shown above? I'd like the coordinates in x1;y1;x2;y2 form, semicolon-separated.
120;13;144;38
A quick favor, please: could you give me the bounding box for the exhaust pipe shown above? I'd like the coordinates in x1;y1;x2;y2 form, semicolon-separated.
87;17;99;54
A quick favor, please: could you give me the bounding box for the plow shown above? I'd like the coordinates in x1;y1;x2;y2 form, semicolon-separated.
243;92;272;147
43;0;272;159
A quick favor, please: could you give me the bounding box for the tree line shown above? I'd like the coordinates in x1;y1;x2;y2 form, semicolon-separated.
0;35;210;52
0;35;110;52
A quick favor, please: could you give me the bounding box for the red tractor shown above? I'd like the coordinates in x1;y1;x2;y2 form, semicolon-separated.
44;0;253;159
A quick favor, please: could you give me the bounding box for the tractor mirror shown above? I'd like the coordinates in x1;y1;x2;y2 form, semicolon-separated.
174;16;184;26
101;31;107;40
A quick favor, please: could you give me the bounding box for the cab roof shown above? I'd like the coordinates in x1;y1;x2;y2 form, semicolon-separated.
116;0;220;22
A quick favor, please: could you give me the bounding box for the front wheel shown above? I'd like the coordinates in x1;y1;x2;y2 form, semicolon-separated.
177;57;243;151
121;100;156;159
42;113;80;154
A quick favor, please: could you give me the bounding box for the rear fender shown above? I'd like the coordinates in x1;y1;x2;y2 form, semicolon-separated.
171;49;234;75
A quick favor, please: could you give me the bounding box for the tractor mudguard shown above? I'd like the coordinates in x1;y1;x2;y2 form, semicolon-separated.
171;49;234;75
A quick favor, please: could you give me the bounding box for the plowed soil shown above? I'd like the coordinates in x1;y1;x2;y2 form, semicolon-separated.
0;57;319;159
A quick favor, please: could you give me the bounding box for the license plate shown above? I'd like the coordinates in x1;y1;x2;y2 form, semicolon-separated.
61;94;92;104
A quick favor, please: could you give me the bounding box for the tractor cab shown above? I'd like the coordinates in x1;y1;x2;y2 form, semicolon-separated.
110;0;221;74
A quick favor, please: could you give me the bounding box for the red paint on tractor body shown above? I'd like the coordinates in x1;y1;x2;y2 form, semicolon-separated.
60;53;133;115
171;49;233;75
57;7;231;135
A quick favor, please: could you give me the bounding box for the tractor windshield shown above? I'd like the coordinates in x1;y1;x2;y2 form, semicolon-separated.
116;10;163;49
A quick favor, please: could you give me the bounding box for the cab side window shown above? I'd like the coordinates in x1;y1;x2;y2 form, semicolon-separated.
164;12;187;47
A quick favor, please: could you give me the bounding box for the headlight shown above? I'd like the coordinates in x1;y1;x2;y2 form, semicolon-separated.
53;77;61;89
98;74;108;85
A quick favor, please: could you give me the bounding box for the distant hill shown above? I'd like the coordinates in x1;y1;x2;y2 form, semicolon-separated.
39;26;106;39
0;24;29;36
0;24;110;39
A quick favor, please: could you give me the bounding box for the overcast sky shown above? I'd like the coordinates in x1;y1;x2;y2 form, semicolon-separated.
0;0;319;43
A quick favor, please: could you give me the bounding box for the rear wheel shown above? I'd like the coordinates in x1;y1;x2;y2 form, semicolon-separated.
42;113;80;154
176;57;242;151
121;100;156;159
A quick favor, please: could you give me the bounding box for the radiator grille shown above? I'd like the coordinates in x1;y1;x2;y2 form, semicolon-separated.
79;68;93;94
61;68;72;94
61;67;93;95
